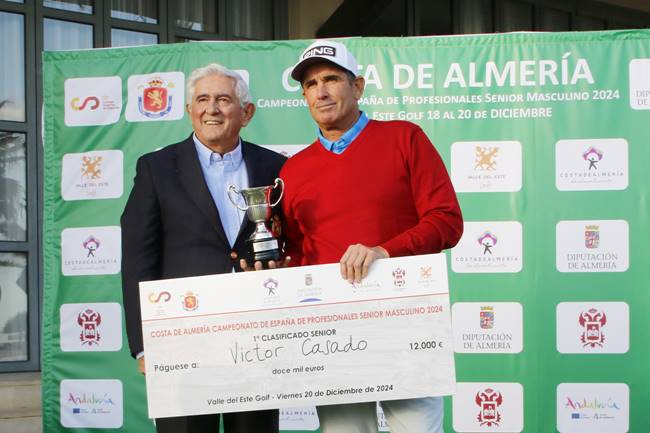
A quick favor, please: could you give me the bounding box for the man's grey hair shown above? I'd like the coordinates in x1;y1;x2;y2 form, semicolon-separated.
186;63;251;107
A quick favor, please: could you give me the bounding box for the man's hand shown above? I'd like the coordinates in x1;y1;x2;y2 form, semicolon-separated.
239;256;292;272
340;244;389;283
138;356;146;375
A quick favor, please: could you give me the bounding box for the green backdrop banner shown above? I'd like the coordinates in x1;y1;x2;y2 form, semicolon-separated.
43;30;650;433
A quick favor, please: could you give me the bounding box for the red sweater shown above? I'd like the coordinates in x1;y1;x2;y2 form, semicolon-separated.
280;120;463;266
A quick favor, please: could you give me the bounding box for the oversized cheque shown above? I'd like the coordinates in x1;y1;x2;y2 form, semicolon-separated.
140;253;456;418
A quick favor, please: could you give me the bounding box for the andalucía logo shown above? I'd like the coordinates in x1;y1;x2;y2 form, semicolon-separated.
182;292;198;311
392;267;406;287
138;77;174;118
478;231;497;255
264;278;278;295
582;147;603;170
480;306;494;330
60;379;123;428
81;155;103;180
584;225;599;249
475;388;503;427
68;391;115;414
82;236;100;257
564;395;621;419
77;308;101;346
475;146;498;171
579;308;606;348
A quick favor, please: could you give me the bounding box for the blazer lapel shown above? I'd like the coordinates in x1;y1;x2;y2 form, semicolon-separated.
175;136;229;246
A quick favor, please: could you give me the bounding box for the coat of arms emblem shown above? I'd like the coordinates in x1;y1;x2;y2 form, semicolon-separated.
584;225;599;249
579;308;606;348
138;77;174;118
475;388;503;427
480;306;494;330
182;292;199;311
78;308;101;346
392;267;406;287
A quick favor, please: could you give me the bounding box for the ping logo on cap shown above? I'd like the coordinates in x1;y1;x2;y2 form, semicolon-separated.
303;46;336;59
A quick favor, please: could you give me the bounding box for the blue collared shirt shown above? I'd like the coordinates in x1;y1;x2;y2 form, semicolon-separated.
318;111;369;154
193;134;249;247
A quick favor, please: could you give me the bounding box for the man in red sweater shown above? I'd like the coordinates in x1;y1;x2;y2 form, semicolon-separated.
280;40;463;433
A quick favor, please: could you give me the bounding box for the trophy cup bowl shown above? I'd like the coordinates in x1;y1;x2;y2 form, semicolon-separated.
227;178;284;267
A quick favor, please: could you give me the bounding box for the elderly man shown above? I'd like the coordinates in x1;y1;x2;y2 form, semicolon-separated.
279;40;463;433
121;63;286;433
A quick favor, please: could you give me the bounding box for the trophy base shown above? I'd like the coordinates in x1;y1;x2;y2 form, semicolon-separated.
246;238;281;268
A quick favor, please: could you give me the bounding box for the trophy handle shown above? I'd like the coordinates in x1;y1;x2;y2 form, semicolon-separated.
269;178;284;207
227;184;248;211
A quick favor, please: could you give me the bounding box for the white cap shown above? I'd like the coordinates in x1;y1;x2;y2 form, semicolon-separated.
291;40;359;82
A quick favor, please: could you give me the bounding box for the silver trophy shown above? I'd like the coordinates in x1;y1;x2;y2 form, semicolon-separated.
227;178;284;267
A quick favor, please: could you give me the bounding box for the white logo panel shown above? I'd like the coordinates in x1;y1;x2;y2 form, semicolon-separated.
60;379;123;428
451;141;522;192
451;221;523;273
453;382;523;432
64;76;122;127
555;138;628;191
60;303;122;352
452;302;523;353
556;220;629;273
629;58;650;110
556;302;629;354
279;406;319;431
61;226;121;276
125;72;185;122
61;150;123;201
557;383;629;433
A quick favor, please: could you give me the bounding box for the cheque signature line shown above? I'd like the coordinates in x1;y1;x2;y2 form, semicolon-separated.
141;292;448;322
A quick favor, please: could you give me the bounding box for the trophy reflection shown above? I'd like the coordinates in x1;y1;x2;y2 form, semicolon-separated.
227;178;284;267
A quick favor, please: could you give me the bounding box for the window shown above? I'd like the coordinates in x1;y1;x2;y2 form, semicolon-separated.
44;18;93;51
111;0;157;24
111;28;158;47
176;0;218;32
0;252;28;362
43;0;93;14
229;0;273;40
0;132;26;242
0;12;25;122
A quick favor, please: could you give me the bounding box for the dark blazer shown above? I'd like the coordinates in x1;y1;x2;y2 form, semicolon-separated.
121;135;286;357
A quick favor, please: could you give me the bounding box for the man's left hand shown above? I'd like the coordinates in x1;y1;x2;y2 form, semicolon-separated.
340;244;389;283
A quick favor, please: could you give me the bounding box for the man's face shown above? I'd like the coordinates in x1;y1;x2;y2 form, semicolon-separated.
186;74;254;153
301;63;364;133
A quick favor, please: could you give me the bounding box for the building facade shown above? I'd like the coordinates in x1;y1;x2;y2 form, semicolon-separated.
0;0;648;374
